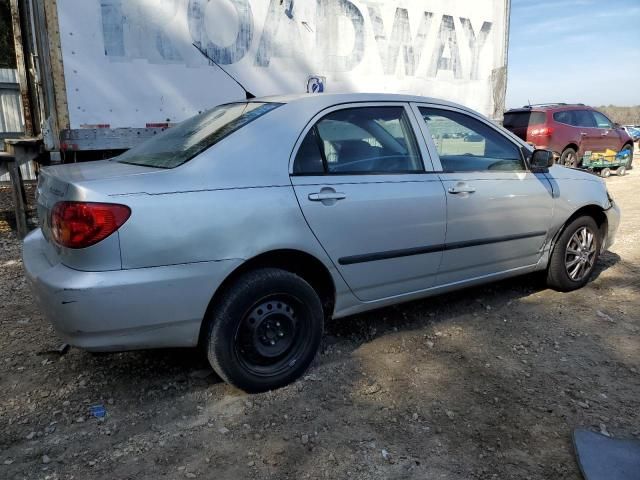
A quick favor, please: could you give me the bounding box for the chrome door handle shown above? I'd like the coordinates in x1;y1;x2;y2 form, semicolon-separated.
448;185;476;194
308;191;346;201
580;132;588;136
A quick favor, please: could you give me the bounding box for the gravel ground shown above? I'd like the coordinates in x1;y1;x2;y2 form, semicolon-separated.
0;166;638;480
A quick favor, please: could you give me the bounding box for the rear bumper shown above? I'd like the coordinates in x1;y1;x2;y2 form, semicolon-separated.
23;229;242;351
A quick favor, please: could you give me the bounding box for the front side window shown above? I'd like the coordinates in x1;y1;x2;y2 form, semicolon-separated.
118;102;281;168
420;107;524;172
293;106;423;175
592;111;613;129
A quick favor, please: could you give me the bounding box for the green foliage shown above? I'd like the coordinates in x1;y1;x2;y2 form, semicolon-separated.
0;0;16;69
596;106;640;126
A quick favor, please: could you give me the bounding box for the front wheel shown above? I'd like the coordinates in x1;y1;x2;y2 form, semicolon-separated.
546;216;601;292
205;268;324;393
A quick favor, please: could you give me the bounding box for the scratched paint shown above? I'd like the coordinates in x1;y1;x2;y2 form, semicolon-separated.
57;0;509;129
368;6;433;76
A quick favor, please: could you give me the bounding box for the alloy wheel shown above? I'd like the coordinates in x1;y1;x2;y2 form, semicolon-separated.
563;151;577;167
565;226;597;281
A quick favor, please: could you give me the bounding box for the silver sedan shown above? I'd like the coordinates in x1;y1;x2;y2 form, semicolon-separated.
23;93;620;392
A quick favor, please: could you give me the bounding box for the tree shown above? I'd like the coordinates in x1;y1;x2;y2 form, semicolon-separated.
0;0;17;69
596;106;640;126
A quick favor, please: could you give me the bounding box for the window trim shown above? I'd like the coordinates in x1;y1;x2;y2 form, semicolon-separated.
410;103;530;173
288;102;436;176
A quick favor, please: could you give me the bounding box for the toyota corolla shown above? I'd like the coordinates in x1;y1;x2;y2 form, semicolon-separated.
23;94;620;392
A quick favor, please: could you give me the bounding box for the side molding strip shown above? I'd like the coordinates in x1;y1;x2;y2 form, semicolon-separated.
338;231;547;266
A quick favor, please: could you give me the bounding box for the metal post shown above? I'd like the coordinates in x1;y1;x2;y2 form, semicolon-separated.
7;155;28;238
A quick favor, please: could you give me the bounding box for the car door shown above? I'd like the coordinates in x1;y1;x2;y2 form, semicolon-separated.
571;109;600;156
411;103;554;286
591;111;622;152
290;103;447;302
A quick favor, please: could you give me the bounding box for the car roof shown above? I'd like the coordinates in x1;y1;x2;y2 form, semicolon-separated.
252;92;475;114
506;104;593;113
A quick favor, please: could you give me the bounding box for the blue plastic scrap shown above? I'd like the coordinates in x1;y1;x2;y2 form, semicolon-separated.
89;404;106;418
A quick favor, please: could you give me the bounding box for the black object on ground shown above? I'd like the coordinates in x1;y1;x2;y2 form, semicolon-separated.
573;428;640;480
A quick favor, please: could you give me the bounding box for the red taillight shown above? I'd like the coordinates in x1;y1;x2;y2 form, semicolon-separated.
51;202;131;249
531;126;554;137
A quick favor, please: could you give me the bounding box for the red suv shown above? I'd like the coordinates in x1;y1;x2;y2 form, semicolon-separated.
503;104;634;168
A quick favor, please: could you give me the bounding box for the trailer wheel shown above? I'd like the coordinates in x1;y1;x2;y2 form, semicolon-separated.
600;167;611;178
616;166;626;176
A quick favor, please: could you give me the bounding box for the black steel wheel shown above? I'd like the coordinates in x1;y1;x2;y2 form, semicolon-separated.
205;268;323;393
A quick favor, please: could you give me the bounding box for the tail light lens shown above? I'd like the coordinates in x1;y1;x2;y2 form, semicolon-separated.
531;126;554;137
51;202;131;249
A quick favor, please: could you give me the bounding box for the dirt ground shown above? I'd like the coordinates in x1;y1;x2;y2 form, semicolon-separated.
1;165;638;480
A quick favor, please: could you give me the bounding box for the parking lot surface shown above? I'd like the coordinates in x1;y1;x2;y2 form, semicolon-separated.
1;165;638;479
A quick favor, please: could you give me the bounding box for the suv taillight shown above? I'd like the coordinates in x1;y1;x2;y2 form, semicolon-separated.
51;202;131;249
531;126;554;137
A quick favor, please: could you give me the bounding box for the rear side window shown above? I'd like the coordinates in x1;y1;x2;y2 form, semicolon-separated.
503;111;546;128
553;111;572;125
293;106;423;175
117;102;281;168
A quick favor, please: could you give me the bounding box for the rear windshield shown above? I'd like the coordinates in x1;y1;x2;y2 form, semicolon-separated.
117;102;281;168
503;111;546;128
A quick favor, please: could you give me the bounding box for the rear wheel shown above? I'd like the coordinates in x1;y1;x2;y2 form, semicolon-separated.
600;167;611;178
621;144;633;169
205;268;323;393
559;147;579;167
546;216;601;291
616;166;626;176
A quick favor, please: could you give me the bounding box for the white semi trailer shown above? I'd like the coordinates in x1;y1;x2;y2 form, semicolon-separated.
10;0;510;160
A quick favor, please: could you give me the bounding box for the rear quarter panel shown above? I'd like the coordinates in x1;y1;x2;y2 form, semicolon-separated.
116;186;331;268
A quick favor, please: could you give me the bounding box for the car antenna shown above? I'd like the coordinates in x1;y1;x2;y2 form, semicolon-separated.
192;43;256;100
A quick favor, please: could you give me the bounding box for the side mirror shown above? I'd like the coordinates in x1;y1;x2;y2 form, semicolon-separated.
530;149;555;169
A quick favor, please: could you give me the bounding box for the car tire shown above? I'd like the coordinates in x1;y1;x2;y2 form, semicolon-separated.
546;216;601;292
559;147;579;168
600;167;611;178
621;144;633;169
205;268;324;393
616;166;626;176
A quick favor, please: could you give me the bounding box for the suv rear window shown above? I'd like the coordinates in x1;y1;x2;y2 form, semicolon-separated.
503;111;546;128
117;102;281;168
